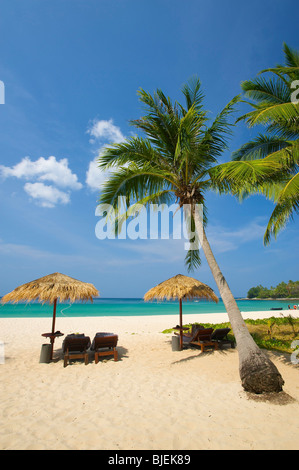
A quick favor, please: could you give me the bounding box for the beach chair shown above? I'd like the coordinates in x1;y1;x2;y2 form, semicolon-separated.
63;334;91;367
174;324;205;340
187;328;218;352
91;333;118;363
177;325;203;342
211;328;235;349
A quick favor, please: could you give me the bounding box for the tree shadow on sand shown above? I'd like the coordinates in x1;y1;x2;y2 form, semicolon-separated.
168;341;297;405
169;340;235;365
244;391;296;405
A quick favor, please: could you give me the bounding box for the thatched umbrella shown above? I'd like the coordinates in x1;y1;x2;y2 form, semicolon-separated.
1;272;99;359
144;274;218;350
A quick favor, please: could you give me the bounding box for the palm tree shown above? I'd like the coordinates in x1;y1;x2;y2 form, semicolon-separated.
97;77;284;393
215;43;299;244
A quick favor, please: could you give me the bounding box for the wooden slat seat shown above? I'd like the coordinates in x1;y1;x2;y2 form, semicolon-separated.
91;333;118;363
63;334;91;367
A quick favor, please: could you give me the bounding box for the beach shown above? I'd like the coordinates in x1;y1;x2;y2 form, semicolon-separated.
1;310;299;450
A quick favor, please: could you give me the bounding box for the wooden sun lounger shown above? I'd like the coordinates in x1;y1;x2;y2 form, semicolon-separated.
211;328;235;348
91;333;118;363
63;334;91;367
186;328;219;352
174;324;205;340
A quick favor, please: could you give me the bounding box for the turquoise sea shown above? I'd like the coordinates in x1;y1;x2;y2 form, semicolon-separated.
0;297;296;318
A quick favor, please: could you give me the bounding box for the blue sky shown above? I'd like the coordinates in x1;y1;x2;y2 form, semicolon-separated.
0;0;298;298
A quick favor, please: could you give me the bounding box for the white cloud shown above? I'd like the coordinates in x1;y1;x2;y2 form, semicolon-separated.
87;118;125;144
24;182;70;208
206;218;267;253
86;157;111;192
0;156;82;207
0;156;82;190
85;118;127;192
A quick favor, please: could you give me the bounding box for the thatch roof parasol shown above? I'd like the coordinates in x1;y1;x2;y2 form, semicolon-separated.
144;274;218;350
144;274;218;303
1;272;99;359
1;272;99;305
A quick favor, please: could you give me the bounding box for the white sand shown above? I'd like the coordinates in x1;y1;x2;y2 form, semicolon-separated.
1;310;299;450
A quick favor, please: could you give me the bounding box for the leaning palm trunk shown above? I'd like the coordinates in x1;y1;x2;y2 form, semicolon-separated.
189;204;284;394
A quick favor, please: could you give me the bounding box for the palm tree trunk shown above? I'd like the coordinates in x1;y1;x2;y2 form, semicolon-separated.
189;204;284;394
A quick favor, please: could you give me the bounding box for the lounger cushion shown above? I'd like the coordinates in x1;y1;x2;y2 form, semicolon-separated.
63;334;91;352
211;328;231;340
91;333;118;350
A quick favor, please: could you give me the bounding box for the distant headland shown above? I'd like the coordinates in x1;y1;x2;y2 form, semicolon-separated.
247;281;299;300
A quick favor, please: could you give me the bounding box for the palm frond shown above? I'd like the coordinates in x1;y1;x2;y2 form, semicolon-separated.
231;134;290;161
238;102;299;128
98;137;171;170
260;66;299;78
241;76;290;104
209;158;286;196
130;88;180;156
232;43;299;244
112;189;174;236
198;95;240;163
277;171;299;205
254;180;288;202
259;44;299;82
181;76;205;112
264;189;299;245
283;43;299;68
183;203;202;272
99;163;177;208
185;248;201;272
174;103;205;166
266;121;299;140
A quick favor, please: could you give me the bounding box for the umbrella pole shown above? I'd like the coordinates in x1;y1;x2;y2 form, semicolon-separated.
50;298;57;360
179;298;183;350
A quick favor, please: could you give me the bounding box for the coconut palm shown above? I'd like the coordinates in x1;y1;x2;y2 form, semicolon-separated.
215;43;299;244
97;77;284;393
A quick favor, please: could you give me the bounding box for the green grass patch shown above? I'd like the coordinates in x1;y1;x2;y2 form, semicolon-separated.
162;316;299;354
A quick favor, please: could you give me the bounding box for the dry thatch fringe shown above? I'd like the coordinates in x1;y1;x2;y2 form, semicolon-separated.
1;272;99;305
144;274;218;303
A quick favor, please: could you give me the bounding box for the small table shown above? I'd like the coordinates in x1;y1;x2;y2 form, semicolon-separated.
172;326;189;350
172;325;189;332
41;331;64;359
42;331;64;340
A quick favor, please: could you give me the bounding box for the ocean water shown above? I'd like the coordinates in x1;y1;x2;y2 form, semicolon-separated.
0;297;296;318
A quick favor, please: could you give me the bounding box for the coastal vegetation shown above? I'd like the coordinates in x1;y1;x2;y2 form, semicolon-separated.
247;280;299;299
163;315;299;355
98;78;284;393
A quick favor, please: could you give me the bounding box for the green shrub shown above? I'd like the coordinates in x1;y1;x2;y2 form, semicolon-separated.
162;317;299;354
